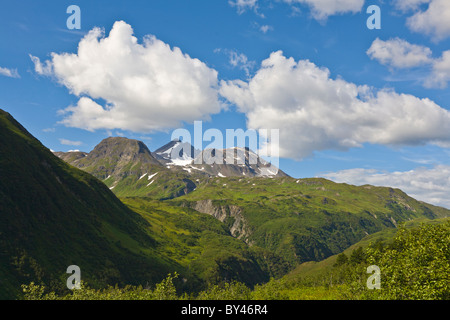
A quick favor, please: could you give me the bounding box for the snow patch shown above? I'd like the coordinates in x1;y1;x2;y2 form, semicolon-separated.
190;166;205;171
139;173;147;180
147;172;158;180
171;158;193;166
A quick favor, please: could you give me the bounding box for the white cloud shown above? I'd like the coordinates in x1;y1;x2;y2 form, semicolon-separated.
395;0;450;41
283;0;364;20
366;38;450;88
0;66;20;78
394;0;431;12
322;165;450;209
425;50;450;88
367;38;433;69
59;138;83;146
229;0;364;20
228;50;256;77
259;25;273;33
220;51;450;160
29;55;53;76
31;21;222;132
229;0;259;14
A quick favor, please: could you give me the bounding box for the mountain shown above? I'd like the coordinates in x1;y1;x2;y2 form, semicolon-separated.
54;137;202;199
189;147;288;178
0;110;182;299
55;138;287;198
53;135;449;266
65;136;162;179
153;139;200;166
1;109;292;298
171;176;450;266
3;108;449;300
50;135;450;289
154;139;287;178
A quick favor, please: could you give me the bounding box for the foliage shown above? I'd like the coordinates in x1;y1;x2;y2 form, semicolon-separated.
277;222;450;300
359;222;450;299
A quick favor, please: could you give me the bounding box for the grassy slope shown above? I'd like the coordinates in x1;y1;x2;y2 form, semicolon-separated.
47;122;450;297
173;176;450;265
120;197;290;290
0;110;184;299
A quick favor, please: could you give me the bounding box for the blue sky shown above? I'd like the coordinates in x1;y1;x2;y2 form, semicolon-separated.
2;0;450;207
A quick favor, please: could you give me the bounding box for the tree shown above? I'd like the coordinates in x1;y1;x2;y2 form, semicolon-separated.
362;223;450;300
334;253;348;267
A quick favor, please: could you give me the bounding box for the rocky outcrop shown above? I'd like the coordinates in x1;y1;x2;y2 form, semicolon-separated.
186;200;249;241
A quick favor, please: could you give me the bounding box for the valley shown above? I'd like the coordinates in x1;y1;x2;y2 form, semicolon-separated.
1;108;449;300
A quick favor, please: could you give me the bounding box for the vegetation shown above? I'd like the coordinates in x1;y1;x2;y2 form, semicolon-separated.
20;221;450;300
1;108;449;300
173;176;449;266
0;110;181;298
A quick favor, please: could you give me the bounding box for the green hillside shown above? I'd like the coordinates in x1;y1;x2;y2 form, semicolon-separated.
0;110;183;298
249;218;450;300
21;219;450;300
6;106;449;300
282;217;450;283
120;197;290;289
0;110;285;298
173;176;449;266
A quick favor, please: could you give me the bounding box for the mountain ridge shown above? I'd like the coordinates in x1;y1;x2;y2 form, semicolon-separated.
55;137;288;179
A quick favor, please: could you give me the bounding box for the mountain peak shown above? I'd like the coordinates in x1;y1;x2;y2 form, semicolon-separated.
91;137;156;163
56;136;162;182
153;140;200;166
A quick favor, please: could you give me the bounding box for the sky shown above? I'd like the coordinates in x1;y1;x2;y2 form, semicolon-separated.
1;0;450;208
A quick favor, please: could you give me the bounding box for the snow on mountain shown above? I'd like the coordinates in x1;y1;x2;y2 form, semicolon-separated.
152;139;200;167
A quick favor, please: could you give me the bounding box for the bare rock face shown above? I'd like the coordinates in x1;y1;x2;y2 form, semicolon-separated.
188;199;249;240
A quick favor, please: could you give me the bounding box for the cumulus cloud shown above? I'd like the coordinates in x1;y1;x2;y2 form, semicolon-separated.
425;50;450;88
283;0;365;20
220;51;450;160
31;21;222;132
367;38;433;69
322;165;450;209
395;0;450;41
0;66;20;78
366;38;450;88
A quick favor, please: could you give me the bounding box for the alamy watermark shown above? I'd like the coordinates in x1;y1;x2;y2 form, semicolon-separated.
66;5;81;30
367;5;381;30
66;265;81;290
366;265;381;290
